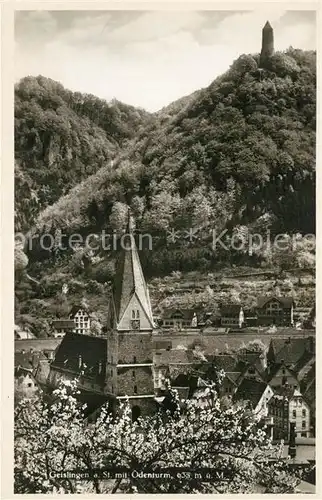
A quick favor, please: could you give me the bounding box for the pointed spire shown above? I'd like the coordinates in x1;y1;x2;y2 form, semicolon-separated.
111;213;154;330
263;20;272;30
126;207;134;234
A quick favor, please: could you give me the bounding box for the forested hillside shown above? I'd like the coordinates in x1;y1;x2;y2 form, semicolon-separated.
15;48;316;336
15;76;152;232
26;49;315;258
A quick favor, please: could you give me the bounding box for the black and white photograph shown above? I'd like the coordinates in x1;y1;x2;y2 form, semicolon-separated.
11;5;316;495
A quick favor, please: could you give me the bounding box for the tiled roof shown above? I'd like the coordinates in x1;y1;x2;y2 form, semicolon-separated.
15;351;47;372
156;348;206;367
273;386;304;400
270;336;315;365
226;372;241;383
235;378;268;407
210;354;238;372
69;305;89;317
162;309;196;320
52;319;75;329
51;332;107;385
257;296;294;308
220;304;242;316
293;350;315;375
237;351;262;365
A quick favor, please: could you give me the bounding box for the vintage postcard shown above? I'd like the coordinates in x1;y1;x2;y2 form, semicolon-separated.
1;1;318;496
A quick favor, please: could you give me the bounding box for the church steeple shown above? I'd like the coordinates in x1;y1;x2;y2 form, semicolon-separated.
110;210;154;331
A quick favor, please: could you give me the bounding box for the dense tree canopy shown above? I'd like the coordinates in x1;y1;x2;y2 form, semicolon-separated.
15;76;152;232
14;48;316;334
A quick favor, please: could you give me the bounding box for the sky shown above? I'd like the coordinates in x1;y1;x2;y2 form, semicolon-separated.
15;9;316;112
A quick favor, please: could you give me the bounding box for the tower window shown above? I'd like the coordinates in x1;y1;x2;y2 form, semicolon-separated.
134;385;137;394
302;421;306;428
132;309;140;319
302;409;306;417
292;410;296;418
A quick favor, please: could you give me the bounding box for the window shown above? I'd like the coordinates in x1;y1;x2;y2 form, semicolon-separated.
292;410;296;418
133;356;137;363
132;310;136;319
28;383;32;388
301;432;307;437
134;385;138;394
266;301;283;316
302;421;306;429
132;370;136;378
302;409;306;418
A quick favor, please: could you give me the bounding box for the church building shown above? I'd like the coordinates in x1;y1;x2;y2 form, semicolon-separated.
47;211;156;419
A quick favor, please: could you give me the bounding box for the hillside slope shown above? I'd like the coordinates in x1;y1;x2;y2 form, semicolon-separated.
28;49;315;252
15;76;152;232
15;48;316;336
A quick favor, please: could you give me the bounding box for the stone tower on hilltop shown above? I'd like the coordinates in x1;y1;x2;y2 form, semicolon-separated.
106;210;155;418
260;21;274;67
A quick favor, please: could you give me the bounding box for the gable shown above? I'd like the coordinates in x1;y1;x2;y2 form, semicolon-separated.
118;292;154;330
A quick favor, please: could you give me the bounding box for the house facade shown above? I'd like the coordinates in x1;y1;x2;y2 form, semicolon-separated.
69;307;91;335
268;389;311;440
161;309;198;329
220;305;244;328
52;319;75;338
256;297;294;326
14;369;39;403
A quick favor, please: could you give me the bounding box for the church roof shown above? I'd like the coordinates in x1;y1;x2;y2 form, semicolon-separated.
50;332;107;385
112;212;153;328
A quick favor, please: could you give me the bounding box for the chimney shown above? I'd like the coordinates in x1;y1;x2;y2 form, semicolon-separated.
260;21;274;67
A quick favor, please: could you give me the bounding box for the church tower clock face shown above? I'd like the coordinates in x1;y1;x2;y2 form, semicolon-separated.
131;319;140;330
